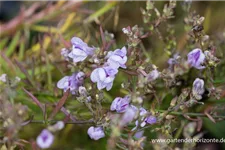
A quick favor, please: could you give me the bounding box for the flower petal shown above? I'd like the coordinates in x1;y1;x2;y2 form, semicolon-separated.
57;76;69;89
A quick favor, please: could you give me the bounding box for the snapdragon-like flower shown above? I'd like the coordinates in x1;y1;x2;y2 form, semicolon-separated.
187;48;205;69
87;126;105;140
57;72;85;94
68;37;95;63
36;129;54;149
110;96;130;113
106;47;127;69
192;78;205;100
90;66;118;91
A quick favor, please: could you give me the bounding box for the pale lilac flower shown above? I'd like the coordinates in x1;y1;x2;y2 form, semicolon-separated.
90;66;118;91
68;37;95;63
146;115;157;124
87;126;105;140
120;106;137;126
57;72;85;94
36;129;54;149
133;108;157;130
0;74;7;82
106;47;127;69
110;96;130;113
187;48;205;69
134;130;145;148
134;130;145;149
192;78;205;100
134;130;144;139
147;69;160;82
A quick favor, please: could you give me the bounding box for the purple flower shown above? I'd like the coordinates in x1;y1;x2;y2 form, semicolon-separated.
106;47;127;69
134;131;145;148
36;129;54;149
110;96;131;113
147;69;160;82
187;48;205;69
90;66;118;91
132;107;157;130
145;115;157;124
57;72;85;94
120;106;137;126
87;126;105;140
134;130;144;139
68;37;95;63
192;78;205;100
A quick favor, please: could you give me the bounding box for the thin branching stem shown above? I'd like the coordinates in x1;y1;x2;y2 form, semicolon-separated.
29;119;94;124
156;109;225;119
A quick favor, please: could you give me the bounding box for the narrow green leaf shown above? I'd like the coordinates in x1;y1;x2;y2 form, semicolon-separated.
19;39;25;60
84;2;117;23
0;37;9;50
6;31;21;57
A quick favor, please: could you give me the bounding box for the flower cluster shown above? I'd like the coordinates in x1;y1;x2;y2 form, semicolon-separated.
57;72;85;95
110;95;130;113
90;66;118;91
91;46;127;91
105;47;127;69
58;37;128;93
63;37;96;63
110;96;157;128
57;37;128;141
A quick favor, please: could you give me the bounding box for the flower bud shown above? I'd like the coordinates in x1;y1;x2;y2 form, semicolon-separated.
192;78;205;100
87;126;105;140
79;86;87;96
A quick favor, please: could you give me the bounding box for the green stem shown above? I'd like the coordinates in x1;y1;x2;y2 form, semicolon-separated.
156;109;225;119
29;119;94;124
